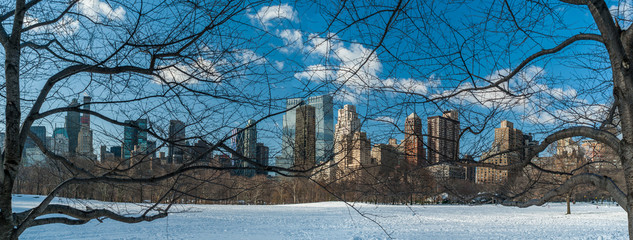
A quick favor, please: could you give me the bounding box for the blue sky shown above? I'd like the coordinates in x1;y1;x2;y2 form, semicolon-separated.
6;0;629;160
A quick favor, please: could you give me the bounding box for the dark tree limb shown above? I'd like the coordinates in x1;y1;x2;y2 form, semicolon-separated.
30;217;89;227
431;33;603;101
501;173;627;211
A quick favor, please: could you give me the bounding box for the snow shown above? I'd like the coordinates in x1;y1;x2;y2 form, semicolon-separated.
14;195;627;239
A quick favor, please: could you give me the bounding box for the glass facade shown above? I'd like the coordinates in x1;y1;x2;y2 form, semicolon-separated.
123;119;148;159
279;95;333;167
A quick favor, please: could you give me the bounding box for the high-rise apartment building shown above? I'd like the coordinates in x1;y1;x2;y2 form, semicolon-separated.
476;120;524;184
335;105;361;136
404;113;425;167
168;120;186;164
279;95;333;170
427;110;460;163
76;96;94;158
65;98;80;154
370;143;399;176
332;105;371;180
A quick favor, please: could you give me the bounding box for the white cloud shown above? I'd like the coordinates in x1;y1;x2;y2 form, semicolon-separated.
278;29;303;53
236;49;266;65
78;0;126;22
294;64;336;82
297;35;439;102
436;66;559;109
374;116;396;124
24;16;80;35
610;0;633;20
383;77;439;95
248;4;298;27
334;43;383;92
526;104;608;126
53;17;80;35
274;61;284;70
306;33;342;56
153;58;221;85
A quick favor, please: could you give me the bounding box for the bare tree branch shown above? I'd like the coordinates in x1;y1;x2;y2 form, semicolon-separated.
502;173;627;211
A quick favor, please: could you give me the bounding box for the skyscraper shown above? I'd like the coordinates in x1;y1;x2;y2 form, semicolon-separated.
25;126;46;149
123;119;148;159
476;120;524;184
332;105;371;180
230;127;244;172
294;105;316;174
279;95;333;169
110;146;122;159
242;119;257;160
240;119;257;177
80;96;91;127
255;143;269;175
65;98;80;154
404;113;425;167
76;96;94;157
427;110;460;163
307;95;334;164
335;105;360;136
279;98;303;169
23;126;47;166
168;120;186;164
52;127;69;155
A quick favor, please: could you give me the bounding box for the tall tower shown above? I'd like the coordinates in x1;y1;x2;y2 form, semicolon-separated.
53;127;69;155
76;96;94;157
279;94;334;169
168;120;186;164
332;105;371;179
65;98;80;154
279;98;303;169
123;119;148;160
427;110;460;163
294;105;316;174
240;119;257;177
335;105;360;137
404;113;425;167
255;143;269;175
307;95;334;164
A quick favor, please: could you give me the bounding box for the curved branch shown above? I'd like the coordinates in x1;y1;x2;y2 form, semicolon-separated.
30;217;89;227
528;126;620;161
501;173;627;211
559;0;588;5
432;33;603;101
21;0;78;33
41;204;167;223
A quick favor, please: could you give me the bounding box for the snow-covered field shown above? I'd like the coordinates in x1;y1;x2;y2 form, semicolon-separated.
15;195;627;239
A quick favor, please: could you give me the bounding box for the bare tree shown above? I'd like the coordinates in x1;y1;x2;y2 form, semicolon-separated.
288;0;633;238
0;0;318;238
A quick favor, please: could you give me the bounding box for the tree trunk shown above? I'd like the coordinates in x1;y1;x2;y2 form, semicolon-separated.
566;193;571;215
2;27;24;239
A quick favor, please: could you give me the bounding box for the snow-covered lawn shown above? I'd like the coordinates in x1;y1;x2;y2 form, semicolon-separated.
15;195;627;239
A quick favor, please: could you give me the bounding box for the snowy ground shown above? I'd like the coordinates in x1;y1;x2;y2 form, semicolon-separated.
14;195;627;239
